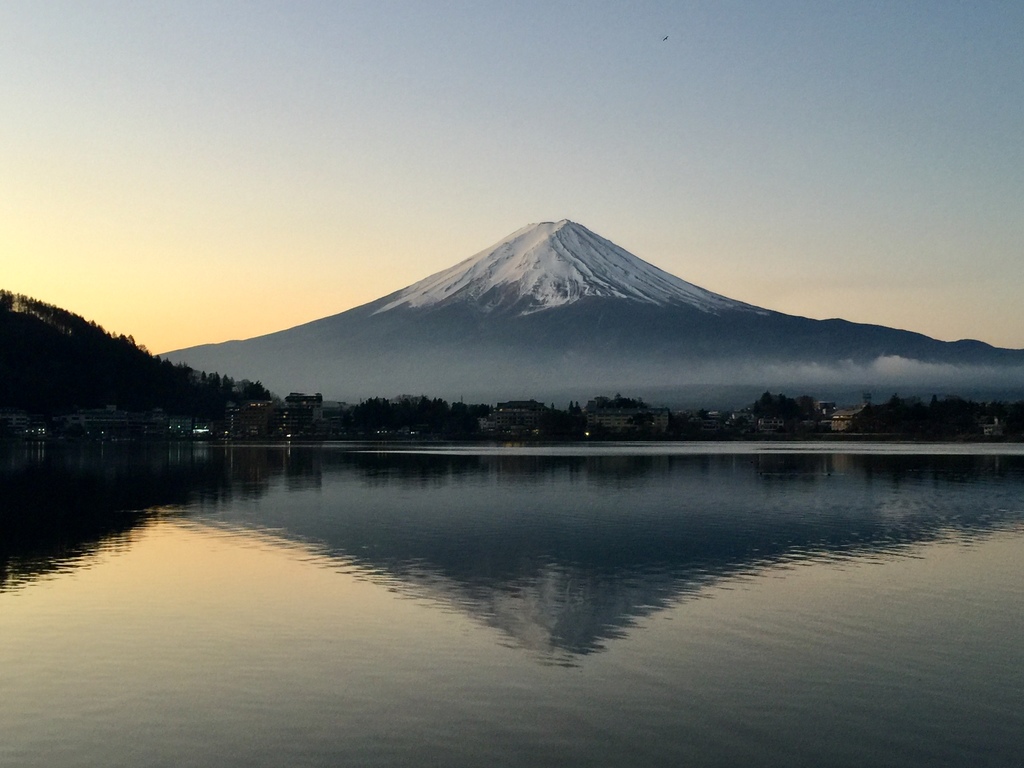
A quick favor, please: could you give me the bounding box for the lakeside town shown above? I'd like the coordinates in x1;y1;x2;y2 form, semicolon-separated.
2;389;1020;442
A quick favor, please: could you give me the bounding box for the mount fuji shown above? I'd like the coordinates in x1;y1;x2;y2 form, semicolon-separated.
165;220;1024;403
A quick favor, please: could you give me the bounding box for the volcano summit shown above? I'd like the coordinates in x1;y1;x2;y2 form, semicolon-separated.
165;220;1024;403
374;220;758;316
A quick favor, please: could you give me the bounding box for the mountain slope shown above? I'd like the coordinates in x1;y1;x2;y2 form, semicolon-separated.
163;221;1024;402
376;220;760;316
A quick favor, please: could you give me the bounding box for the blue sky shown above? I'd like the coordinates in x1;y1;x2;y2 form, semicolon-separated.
2;1;1022;352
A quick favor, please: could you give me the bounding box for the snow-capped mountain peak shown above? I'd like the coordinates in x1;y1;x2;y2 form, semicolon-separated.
374;220;759;316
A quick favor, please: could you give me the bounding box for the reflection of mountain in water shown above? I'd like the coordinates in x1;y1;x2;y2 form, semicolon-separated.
199;448;1024;661
5;445;1024;662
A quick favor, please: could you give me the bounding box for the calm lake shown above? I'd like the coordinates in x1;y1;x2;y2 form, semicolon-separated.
2;442;1023;767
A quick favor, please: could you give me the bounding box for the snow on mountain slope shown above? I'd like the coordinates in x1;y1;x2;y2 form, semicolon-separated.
375;220;763;316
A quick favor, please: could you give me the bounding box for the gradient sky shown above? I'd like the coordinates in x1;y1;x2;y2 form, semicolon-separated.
2;1;1022;354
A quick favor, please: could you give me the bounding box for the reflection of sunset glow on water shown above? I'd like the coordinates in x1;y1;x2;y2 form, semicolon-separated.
2;444;1024;766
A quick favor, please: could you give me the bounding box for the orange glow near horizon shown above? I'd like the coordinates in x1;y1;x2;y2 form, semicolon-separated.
2;3;1022;353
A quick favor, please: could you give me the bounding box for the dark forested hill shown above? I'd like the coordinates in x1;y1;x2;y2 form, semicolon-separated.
0;291;271;417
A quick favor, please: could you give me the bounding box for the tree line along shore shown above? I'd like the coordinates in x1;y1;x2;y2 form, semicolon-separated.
3;391;1022;442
